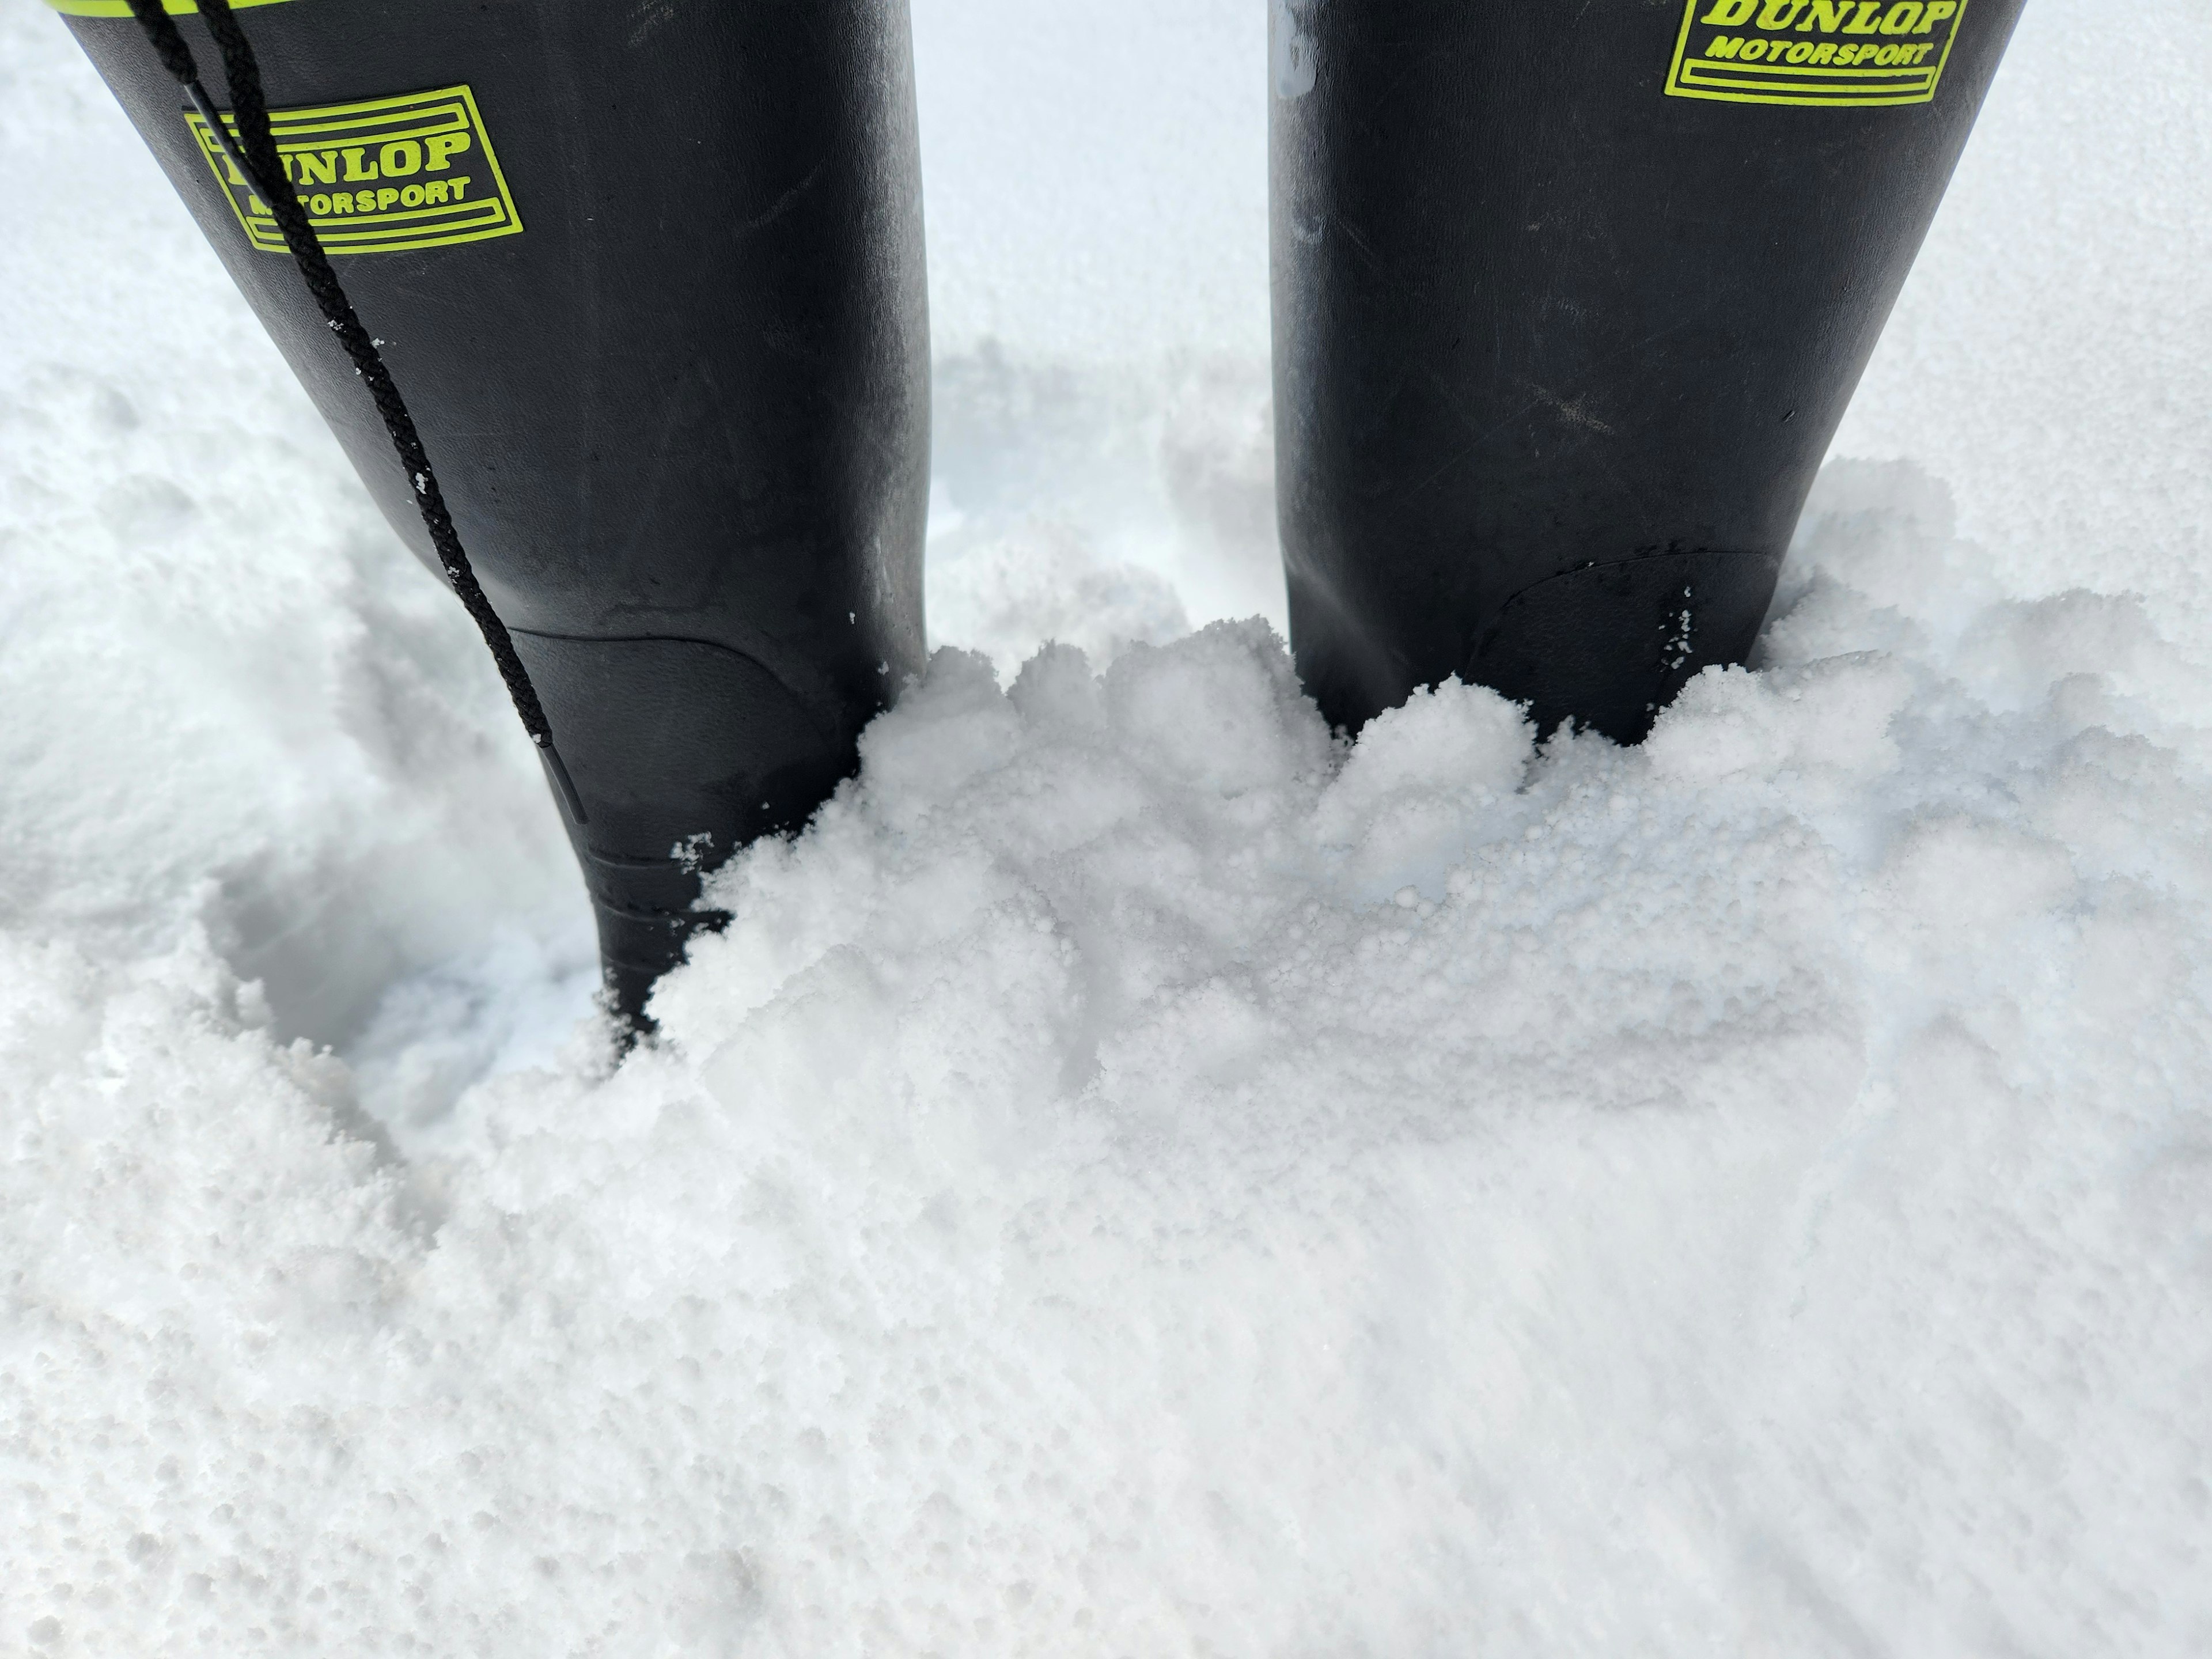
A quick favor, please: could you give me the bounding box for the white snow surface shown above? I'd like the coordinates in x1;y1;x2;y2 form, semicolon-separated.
5;1;2211;1652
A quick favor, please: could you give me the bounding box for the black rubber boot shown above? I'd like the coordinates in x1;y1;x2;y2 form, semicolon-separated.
62;0;930;1026
1270;0;2022;743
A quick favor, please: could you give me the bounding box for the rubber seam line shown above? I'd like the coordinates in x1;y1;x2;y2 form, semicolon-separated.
591;896;730;927
579;849;695;872
509;624;843;759
507;628;819;694
119;0;589;826
510;628;779;650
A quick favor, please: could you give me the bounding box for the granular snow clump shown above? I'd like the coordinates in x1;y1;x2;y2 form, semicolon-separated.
8;463;2212;1653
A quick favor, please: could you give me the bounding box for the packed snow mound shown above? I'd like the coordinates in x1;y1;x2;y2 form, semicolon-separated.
9;464;2212;1654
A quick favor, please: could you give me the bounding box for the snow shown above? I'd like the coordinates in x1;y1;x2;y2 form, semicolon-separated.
5;1;2211;1652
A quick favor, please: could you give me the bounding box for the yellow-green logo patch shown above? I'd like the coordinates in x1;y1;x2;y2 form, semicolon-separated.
1665;0;1969;107
187;85;522;255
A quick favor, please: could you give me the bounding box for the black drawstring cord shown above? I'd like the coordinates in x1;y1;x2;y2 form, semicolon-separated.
122;0;589;827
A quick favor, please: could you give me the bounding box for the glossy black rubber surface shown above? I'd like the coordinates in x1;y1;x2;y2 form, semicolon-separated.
1271;0;2021;740
69;0;930;1020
